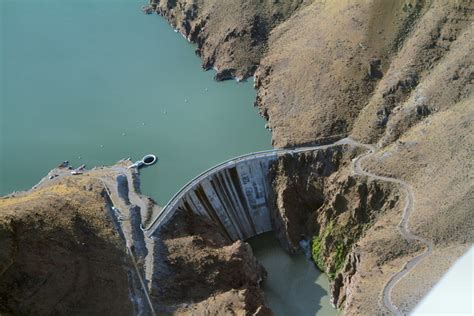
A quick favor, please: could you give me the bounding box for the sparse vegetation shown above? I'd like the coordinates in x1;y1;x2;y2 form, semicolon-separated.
311;220;349;280
311;235;325;271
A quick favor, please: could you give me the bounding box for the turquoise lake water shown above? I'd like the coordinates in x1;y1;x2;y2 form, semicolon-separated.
0;0;270;203
1;1;334;314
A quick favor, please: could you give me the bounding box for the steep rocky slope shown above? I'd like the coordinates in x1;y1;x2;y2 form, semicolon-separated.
150;208;270;315
152;0;472;147
257;0;473;147
1;1;472;315
269;144;405;314
150;0;304;80
148;0;473;314
0;167;134;315
0;164;269;315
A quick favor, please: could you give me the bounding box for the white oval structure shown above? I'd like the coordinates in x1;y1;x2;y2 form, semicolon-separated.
142;154;157;166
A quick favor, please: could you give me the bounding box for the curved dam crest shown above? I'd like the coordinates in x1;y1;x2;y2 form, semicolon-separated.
144;138;357;240
149;150;277;240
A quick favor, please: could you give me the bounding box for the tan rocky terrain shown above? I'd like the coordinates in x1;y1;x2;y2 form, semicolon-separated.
150;209;270;315
1;0;472;315
362;98;473;312
150;0;304;80
0;163;271;315
150;0;473;314
0;166;135;315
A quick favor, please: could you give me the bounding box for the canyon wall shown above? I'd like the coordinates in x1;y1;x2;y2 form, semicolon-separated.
150;1;473;314
1;1;472;315
269;145;403;313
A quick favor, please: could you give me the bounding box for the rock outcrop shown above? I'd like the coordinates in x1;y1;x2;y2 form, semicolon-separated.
145;1;473;314
149;208;270;314
0;163;270;315
269;145;402;313
151;0;304;80
1;1;472;314
0;167;134;315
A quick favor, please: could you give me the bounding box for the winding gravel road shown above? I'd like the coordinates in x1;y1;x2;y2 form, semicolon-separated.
353;142;434;315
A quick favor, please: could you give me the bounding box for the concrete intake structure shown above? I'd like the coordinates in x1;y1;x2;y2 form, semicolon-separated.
143;138;355;240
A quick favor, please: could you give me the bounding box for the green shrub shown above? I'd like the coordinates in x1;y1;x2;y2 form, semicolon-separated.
329;242;347;279
311;235;325;271
311;220;349;280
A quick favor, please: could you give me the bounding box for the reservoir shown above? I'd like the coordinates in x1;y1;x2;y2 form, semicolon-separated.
1;1;334;314
0;0;270;203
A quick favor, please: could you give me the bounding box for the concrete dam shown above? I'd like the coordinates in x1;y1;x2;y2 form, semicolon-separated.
143;138;355;241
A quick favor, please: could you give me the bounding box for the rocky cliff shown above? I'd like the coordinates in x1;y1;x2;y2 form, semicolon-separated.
269;145;403;314
149;0;473;314
0;167;134;315
0;163;270;315
150;0;304;80
1;1;472;315
149;208;270;315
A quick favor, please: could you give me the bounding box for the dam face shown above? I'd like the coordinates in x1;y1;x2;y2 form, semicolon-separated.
144;139;352;241
143;141;352;314
174;156;277;240
145;151;279;240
